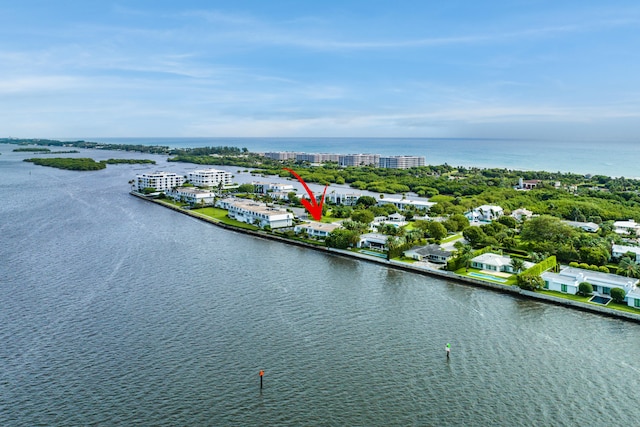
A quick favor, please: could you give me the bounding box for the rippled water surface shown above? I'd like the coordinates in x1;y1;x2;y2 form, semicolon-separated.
2;144;640;426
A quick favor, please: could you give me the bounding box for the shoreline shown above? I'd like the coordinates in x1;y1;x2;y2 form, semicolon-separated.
130;191;640;324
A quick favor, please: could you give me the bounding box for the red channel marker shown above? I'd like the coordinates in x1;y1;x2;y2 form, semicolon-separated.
283;168;328;220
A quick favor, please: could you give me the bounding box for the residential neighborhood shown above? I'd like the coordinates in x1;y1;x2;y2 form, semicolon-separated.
132;167;640;315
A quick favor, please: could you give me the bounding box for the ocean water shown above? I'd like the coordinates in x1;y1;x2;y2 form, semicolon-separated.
86;137;640;178
2;143;640;425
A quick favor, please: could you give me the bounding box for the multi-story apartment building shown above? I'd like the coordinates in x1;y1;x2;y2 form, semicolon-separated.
263;152;299;160
135;171;184;192
188;168;233;187
165;187;216;205
295;153;341;163
216;198;293;229
379;155;426;169
339;154;380;167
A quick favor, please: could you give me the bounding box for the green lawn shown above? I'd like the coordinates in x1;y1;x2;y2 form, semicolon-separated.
442;232;463;243
157;198;187;208
538;289;590;303
192;207;228;220
191;207;259;230
537;290;640;314
394;256;418;264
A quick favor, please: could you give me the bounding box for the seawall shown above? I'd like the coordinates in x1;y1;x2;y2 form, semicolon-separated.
130;192;640;324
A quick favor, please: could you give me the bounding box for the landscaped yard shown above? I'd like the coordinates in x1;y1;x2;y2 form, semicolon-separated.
191;207;260;230
538;290;640;314
441;232;463;243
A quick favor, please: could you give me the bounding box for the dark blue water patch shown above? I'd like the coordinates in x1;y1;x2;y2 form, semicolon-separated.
589;295;612;305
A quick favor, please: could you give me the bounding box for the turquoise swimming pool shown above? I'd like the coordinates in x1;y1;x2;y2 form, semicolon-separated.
467;272;508;283
359;249;388;259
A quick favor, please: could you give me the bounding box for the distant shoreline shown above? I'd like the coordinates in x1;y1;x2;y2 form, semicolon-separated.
4;137;639;178
130;191;640;324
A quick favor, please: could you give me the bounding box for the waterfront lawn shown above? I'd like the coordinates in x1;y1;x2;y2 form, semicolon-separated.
158;198;188;208
395;256;418;264
192;207;260;230
604;301;640;314
537;290;640;314
538;289;590;303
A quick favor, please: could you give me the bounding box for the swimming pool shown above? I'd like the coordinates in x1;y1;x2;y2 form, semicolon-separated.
589;295;612;305
467;272;508;283
359;249;388;259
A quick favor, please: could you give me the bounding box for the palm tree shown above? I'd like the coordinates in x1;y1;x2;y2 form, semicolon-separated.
510;257;526;274
617;256;640;278
454;242;474;272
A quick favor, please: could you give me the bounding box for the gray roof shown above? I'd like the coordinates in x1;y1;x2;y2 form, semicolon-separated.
407;244;452;257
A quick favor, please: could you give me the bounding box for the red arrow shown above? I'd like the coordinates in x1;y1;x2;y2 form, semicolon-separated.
283;167;327;221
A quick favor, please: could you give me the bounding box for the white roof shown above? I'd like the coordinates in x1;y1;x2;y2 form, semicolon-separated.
359;233;390;243
545;267;639;291
614;219;639;228
612;245;640;255
295;221;341;232
472;253;534;269
475;205;503;211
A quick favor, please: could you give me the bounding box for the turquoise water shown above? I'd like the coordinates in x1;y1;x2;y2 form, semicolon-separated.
359;249;388;258
87;137;640;178
467;272;509;283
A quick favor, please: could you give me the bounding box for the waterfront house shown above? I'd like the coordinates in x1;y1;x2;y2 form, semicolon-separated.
470;253;534;273
465;205;504;222
404;244;453;264
294;221;341;238
165;187;216;206
357;233;390;250
541;267;639;298
625;287;640;309
611;244;640;260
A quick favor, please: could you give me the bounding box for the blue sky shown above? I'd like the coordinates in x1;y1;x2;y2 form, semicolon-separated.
2;0;640;139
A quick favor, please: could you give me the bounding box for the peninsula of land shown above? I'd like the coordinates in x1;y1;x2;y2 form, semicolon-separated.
11;138;640;320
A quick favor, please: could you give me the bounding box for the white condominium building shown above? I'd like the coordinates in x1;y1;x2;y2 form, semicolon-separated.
252;182;295;194
263;152;299;160
136;171;184;192
339;154;380;167
295;153;341;163
379;156;426;169
165;187;216;205
217;198;293;229
188;168;233;187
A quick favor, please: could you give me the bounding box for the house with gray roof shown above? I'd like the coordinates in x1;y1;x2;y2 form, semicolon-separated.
357;233;390;250
404;244;453;264
562;220;600;232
